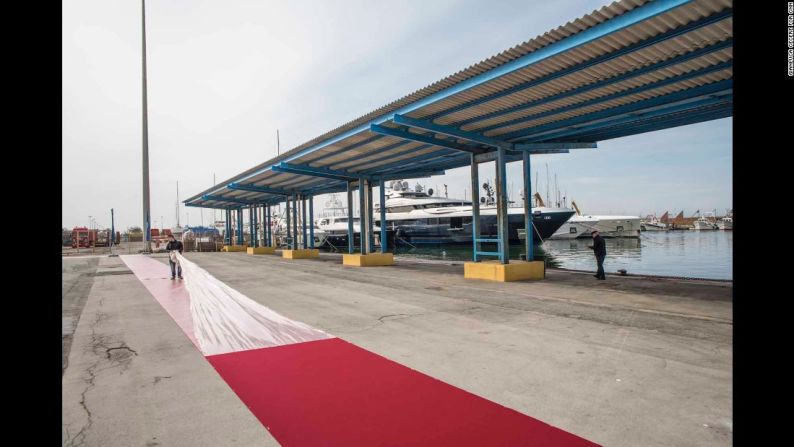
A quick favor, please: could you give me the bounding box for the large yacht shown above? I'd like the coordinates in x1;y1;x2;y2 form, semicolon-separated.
548;200;640;239
313;194;377;249
376;181;574;245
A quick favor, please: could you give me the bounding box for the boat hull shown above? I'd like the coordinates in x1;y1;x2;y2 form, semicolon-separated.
388;211;573;245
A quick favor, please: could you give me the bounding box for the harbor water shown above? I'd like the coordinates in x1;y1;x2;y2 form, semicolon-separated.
388;230;732;280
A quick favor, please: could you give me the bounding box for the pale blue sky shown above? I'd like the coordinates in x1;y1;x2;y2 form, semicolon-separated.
62;0;732;230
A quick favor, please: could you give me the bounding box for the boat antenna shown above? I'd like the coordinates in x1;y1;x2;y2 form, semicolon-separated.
276;129;280;155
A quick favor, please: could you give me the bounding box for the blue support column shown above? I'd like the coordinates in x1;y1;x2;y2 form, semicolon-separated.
379;178;387;253
470;154;480;262
237;208;244;245
285;197;292;248
292;194;299;249
523;151;534;261
347;182;354;254
301;195;308;249
266;205;272;247
367;180;375;253
358;178;367;254
254;205;259;247
309;195;315;249
249;206;255;248
496;147;509;264
225;209;231;245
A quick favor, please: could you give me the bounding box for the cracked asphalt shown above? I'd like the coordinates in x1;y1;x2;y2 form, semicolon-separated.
62;252;732;446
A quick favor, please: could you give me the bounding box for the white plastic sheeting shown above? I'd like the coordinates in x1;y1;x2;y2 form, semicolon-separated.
176;253;333;356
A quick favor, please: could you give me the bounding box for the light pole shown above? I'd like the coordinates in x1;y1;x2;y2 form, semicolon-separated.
141;0;152;253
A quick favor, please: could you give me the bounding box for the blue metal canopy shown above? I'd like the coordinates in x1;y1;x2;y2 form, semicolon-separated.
185;0;732;209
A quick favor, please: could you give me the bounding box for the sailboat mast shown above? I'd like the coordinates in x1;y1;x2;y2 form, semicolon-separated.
176;181;180;227
545;163;550;207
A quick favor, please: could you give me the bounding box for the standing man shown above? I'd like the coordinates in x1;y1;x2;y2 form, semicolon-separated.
588;230;606;280
166;234;183;280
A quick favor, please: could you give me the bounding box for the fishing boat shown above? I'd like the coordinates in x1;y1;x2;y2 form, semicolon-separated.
717;210;733;230
641;212;670;231
693;211;718;230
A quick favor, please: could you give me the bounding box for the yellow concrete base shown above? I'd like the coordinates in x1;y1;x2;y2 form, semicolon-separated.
342;252;394;266
282;249;320;259
247;246;276;255
222;245;248;252
464;260;545;282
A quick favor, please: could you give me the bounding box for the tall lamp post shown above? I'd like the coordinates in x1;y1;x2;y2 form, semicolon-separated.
141;0;152;253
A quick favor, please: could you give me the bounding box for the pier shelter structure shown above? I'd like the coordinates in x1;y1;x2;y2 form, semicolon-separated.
184;0;732;280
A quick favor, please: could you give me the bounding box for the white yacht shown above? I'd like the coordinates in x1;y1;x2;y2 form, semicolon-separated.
273;208;328;247
549;200;640;239
379;181;575;245
312;194;381;248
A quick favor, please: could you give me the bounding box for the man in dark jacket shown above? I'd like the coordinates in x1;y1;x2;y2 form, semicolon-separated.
165;234;183;280
589;230;607;280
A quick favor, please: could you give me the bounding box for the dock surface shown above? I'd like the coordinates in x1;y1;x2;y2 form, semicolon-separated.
62;252;732;446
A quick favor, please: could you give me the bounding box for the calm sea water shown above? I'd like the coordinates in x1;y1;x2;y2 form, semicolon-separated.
388;231;732;280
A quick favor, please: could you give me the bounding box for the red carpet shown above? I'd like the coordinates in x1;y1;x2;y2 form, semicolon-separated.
208;338;599;446
123;255;600;446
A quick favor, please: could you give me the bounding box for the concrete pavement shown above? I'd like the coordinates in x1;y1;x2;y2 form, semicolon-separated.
62;251;732;446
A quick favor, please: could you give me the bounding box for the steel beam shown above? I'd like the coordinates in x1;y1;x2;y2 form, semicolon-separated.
228;182;292;195
519;91;733;142
392;114;506;148
333;143;435;171
202;194;259;206
576;104;733;141
478;60;733;135
274;162;361;181
503;80;733;142
327;140;413;169
370;124;486;154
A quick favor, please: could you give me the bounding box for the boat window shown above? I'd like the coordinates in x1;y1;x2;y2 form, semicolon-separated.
616;226;623;231
388;206;414;213
450;217;463;229
570;227;577;234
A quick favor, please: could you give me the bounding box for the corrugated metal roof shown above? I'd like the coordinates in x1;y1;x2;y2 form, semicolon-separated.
186;0;732;209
